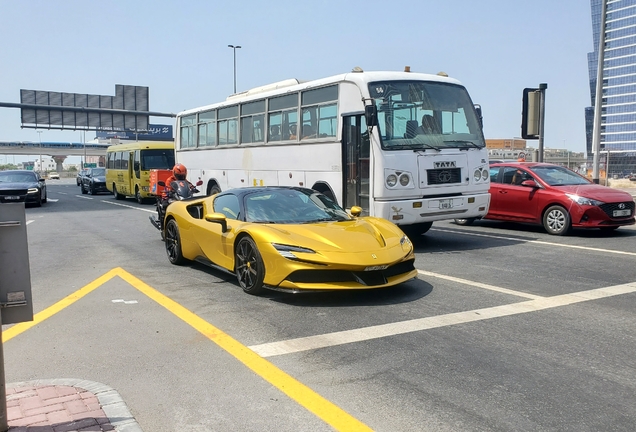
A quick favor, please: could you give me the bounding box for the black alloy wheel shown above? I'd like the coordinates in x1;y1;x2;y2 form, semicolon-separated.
165;219;186;265
235;236;265;295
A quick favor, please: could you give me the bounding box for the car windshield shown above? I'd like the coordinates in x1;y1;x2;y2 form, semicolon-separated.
245;189;352;224
0;172;36;183
529;165;591;186
92;168;105;176
368;80;485;151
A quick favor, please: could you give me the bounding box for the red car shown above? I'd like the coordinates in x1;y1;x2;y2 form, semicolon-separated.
455;162;635;235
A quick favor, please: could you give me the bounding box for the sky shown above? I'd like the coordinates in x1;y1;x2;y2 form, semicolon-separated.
0;0;593;164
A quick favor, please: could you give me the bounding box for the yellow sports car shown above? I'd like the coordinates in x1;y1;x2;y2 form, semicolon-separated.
163;186;417;295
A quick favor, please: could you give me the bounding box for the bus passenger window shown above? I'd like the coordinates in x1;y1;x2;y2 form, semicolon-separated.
269;125;281;141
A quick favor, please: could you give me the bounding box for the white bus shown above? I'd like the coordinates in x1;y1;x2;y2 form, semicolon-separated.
175;68;490;237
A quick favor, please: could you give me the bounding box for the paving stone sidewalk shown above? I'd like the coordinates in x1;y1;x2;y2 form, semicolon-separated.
6;379;142;432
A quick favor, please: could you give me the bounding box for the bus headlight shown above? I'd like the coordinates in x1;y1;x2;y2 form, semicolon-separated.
473;169;482;182
482;168;489;181
399;174;410;186
386;174;398;187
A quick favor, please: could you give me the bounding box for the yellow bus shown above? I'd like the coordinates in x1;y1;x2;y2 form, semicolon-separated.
105;141;175;203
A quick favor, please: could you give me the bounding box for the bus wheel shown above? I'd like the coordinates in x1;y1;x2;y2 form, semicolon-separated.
208;184;221;196
135;186;144;204
401;222;433;239
113;184;125;200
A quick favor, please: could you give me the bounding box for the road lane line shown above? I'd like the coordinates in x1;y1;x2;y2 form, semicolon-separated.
1;268;120;343
417;270;544;300
115;268;372;432
249;281;636;358
102;200;156;213
76;195;93;200
47;198;59;202
432;227;636;257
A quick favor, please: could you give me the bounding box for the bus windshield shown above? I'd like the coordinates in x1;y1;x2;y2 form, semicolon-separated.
141;149;175;170
368;81;485;151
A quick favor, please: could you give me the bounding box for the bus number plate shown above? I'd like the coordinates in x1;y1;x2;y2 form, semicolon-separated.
439;199;453;209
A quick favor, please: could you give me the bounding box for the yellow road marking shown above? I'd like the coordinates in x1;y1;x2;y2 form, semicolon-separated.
2;268;119;342
2;267;372;432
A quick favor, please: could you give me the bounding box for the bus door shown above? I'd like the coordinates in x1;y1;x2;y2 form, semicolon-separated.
342;115;370;215
133;150;141;180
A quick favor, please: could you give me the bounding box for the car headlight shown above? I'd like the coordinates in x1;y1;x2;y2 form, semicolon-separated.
400;235;412;250
272;243;316;259
565;193;604;206
399;174;410;186
27;188;39;194
386;174;398;187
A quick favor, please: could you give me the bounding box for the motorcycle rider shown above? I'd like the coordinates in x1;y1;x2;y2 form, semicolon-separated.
158;163;196;222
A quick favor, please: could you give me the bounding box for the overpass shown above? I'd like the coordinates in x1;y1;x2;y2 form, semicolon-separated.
0;141;110;157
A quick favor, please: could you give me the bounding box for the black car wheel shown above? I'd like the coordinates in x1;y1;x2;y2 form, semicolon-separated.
42;189;47;204
81;183;87;194
235;236;265;295
165;219;186;265
543;205;571;236
90;183;96;195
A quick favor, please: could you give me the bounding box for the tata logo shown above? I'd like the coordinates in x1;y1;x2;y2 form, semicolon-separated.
435;161;456;168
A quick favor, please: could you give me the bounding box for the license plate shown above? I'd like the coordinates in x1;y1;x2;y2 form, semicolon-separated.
613;209;631;217
439;199;453;209
3;196;20;200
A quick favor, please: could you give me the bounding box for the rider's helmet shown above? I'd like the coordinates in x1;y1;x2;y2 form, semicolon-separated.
173;163;187;180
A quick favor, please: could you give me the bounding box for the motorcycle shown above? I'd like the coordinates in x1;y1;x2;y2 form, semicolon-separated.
149;179;203;239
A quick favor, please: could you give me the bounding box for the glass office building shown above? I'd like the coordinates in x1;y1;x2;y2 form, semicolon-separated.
587;0;636;176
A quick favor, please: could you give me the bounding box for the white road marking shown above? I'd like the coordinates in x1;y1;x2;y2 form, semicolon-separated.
417;270;544;300
249;281;636;358
57;192;68;195
76;195;93;200
26;220;34;225
112;299;139;304
47;198;59;202
101;200;156;213
432;227;636;257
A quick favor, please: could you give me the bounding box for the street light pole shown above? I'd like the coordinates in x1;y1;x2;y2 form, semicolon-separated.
228;44;242;94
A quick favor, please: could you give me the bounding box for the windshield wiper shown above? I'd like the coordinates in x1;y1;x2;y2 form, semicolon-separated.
444;140;482;149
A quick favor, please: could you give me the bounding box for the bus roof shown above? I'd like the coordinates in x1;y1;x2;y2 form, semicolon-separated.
106;141;174;152
178;69;463;117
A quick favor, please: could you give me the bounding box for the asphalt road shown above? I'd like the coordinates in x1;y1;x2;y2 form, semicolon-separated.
4;178;636;431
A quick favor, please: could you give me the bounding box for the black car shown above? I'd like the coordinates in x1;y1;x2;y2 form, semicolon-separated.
76;169;89;186
0;170;47;206
80;167;108;195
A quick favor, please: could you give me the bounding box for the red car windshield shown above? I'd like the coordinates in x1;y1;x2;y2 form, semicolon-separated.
528;165;591;186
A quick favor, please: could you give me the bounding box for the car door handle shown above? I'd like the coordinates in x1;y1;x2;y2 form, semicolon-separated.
499;190;508;194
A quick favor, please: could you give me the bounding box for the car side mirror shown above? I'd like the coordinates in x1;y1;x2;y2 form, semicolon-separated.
196;180;203;186
521;179;538;188
204;212;228;232
158;181;166;187
350;206;363;217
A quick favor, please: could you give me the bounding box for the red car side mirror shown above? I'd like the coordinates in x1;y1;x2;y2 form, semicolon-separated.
521;179;538;188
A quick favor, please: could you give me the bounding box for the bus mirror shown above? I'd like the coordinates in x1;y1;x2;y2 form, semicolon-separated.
133;162;140;171
364;105;378;127
196;180;203;186
474;104;483;129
